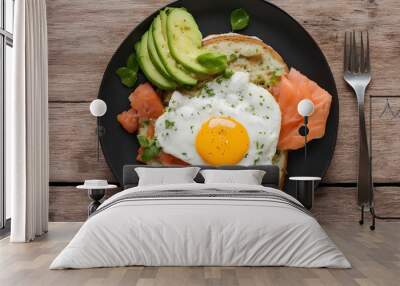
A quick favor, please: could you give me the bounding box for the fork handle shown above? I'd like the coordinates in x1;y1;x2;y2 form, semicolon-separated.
355;88;373;207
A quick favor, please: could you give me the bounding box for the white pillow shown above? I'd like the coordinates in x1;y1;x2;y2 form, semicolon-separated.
200;169;266;185
135;167;200;186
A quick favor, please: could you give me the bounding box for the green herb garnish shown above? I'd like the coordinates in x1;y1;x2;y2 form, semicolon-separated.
272;151;280;165
197;52;228;74
268;70;282;87
216;77;224;84
165;120;175;129
223;68;234;79
203;85;215;97
229;53;238;63
137;135;161;162
127;53;139;71
137;134;149;147
116;53;139;88
230;8;250;31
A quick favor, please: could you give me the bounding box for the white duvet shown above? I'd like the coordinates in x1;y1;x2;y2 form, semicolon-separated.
50;183;350;269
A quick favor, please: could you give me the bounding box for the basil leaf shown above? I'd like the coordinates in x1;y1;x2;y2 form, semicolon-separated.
230;8;250;31
197;52;227;74
116;67;137;88
137;134;149;147
126;53;139;72
116;52;139;88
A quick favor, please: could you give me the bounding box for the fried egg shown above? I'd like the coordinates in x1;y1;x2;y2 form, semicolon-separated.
155;71;281;166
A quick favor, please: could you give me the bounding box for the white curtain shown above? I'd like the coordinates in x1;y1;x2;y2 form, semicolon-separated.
8;0;49;242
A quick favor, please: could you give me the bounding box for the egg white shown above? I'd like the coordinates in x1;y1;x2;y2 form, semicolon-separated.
155;71;281;165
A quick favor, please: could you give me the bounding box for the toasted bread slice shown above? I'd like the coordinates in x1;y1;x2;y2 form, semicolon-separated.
203;33;288;188
273;150;288;189
203;33;288;90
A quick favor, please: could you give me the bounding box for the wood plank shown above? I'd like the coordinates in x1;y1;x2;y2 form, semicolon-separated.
49;103;114;182
370;97;400;183
47;0;170;103
49;186;120;222
313;186;400;223
2;222;400;285
49;186;400;222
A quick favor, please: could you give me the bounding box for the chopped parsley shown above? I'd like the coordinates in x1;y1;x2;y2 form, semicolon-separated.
255;141;265;150
165;120;175;129
229;53;238;63
223;68;234;79
137;135;161;162
203;85;215;97
216;77;224;84
268;70;282;87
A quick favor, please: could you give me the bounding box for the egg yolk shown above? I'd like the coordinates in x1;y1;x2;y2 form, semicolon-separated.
195;116;250;165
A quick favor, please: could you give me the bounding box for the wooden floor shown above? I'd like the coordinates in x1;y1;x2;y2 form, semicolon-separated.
0;222;399;286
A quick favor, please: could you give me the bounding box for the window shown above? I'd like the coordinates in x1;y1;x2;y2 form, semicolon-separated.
0;0;14;230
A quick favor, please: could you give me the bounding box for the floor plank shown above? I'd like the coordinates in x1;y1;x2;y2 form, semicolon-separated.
1;222;399;286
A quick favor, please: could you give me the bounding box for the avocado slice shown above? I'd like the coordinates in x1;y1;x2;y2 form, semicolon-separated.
152;12;197;86
147;23;175;81
166;8;210;75
135;31;177;90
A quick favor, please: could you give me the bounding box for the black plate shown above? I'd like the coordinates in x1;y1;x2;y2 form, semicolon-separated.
98;0;339;195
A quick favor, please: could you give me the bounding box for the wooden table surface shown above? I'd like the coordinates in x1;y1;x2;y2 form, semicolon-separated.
47;0;400;222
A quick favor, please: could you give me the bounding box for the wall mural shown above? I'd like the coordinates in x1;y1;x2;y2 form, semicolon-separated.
97;1;339;195
370;96;400;181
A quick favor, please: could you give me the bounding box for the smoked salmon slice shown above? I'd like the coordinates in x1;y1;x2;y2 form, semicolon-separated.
129;83;164;119
117;83;164;134
158;152;189;166
272;68;332;150
117;109;138;134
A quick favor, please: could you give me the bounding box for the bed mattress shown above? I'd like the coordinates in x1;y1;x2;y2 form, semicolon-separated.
50;183;350;269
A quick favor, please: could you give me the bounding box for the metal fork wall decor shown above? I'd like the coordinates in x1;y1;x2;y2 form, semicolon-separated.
365;95;400;230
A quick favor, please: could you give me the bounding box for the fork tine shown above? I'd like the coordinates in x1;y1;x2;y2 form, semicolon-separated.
349;31;355;72
351;30;359;73
344;32;350;72
360;31;365;72
365;31;370;72
348;31;353;71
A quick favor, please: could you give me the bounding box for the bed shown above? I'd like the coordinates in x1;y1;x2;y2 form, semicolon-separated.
50;165;350;269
